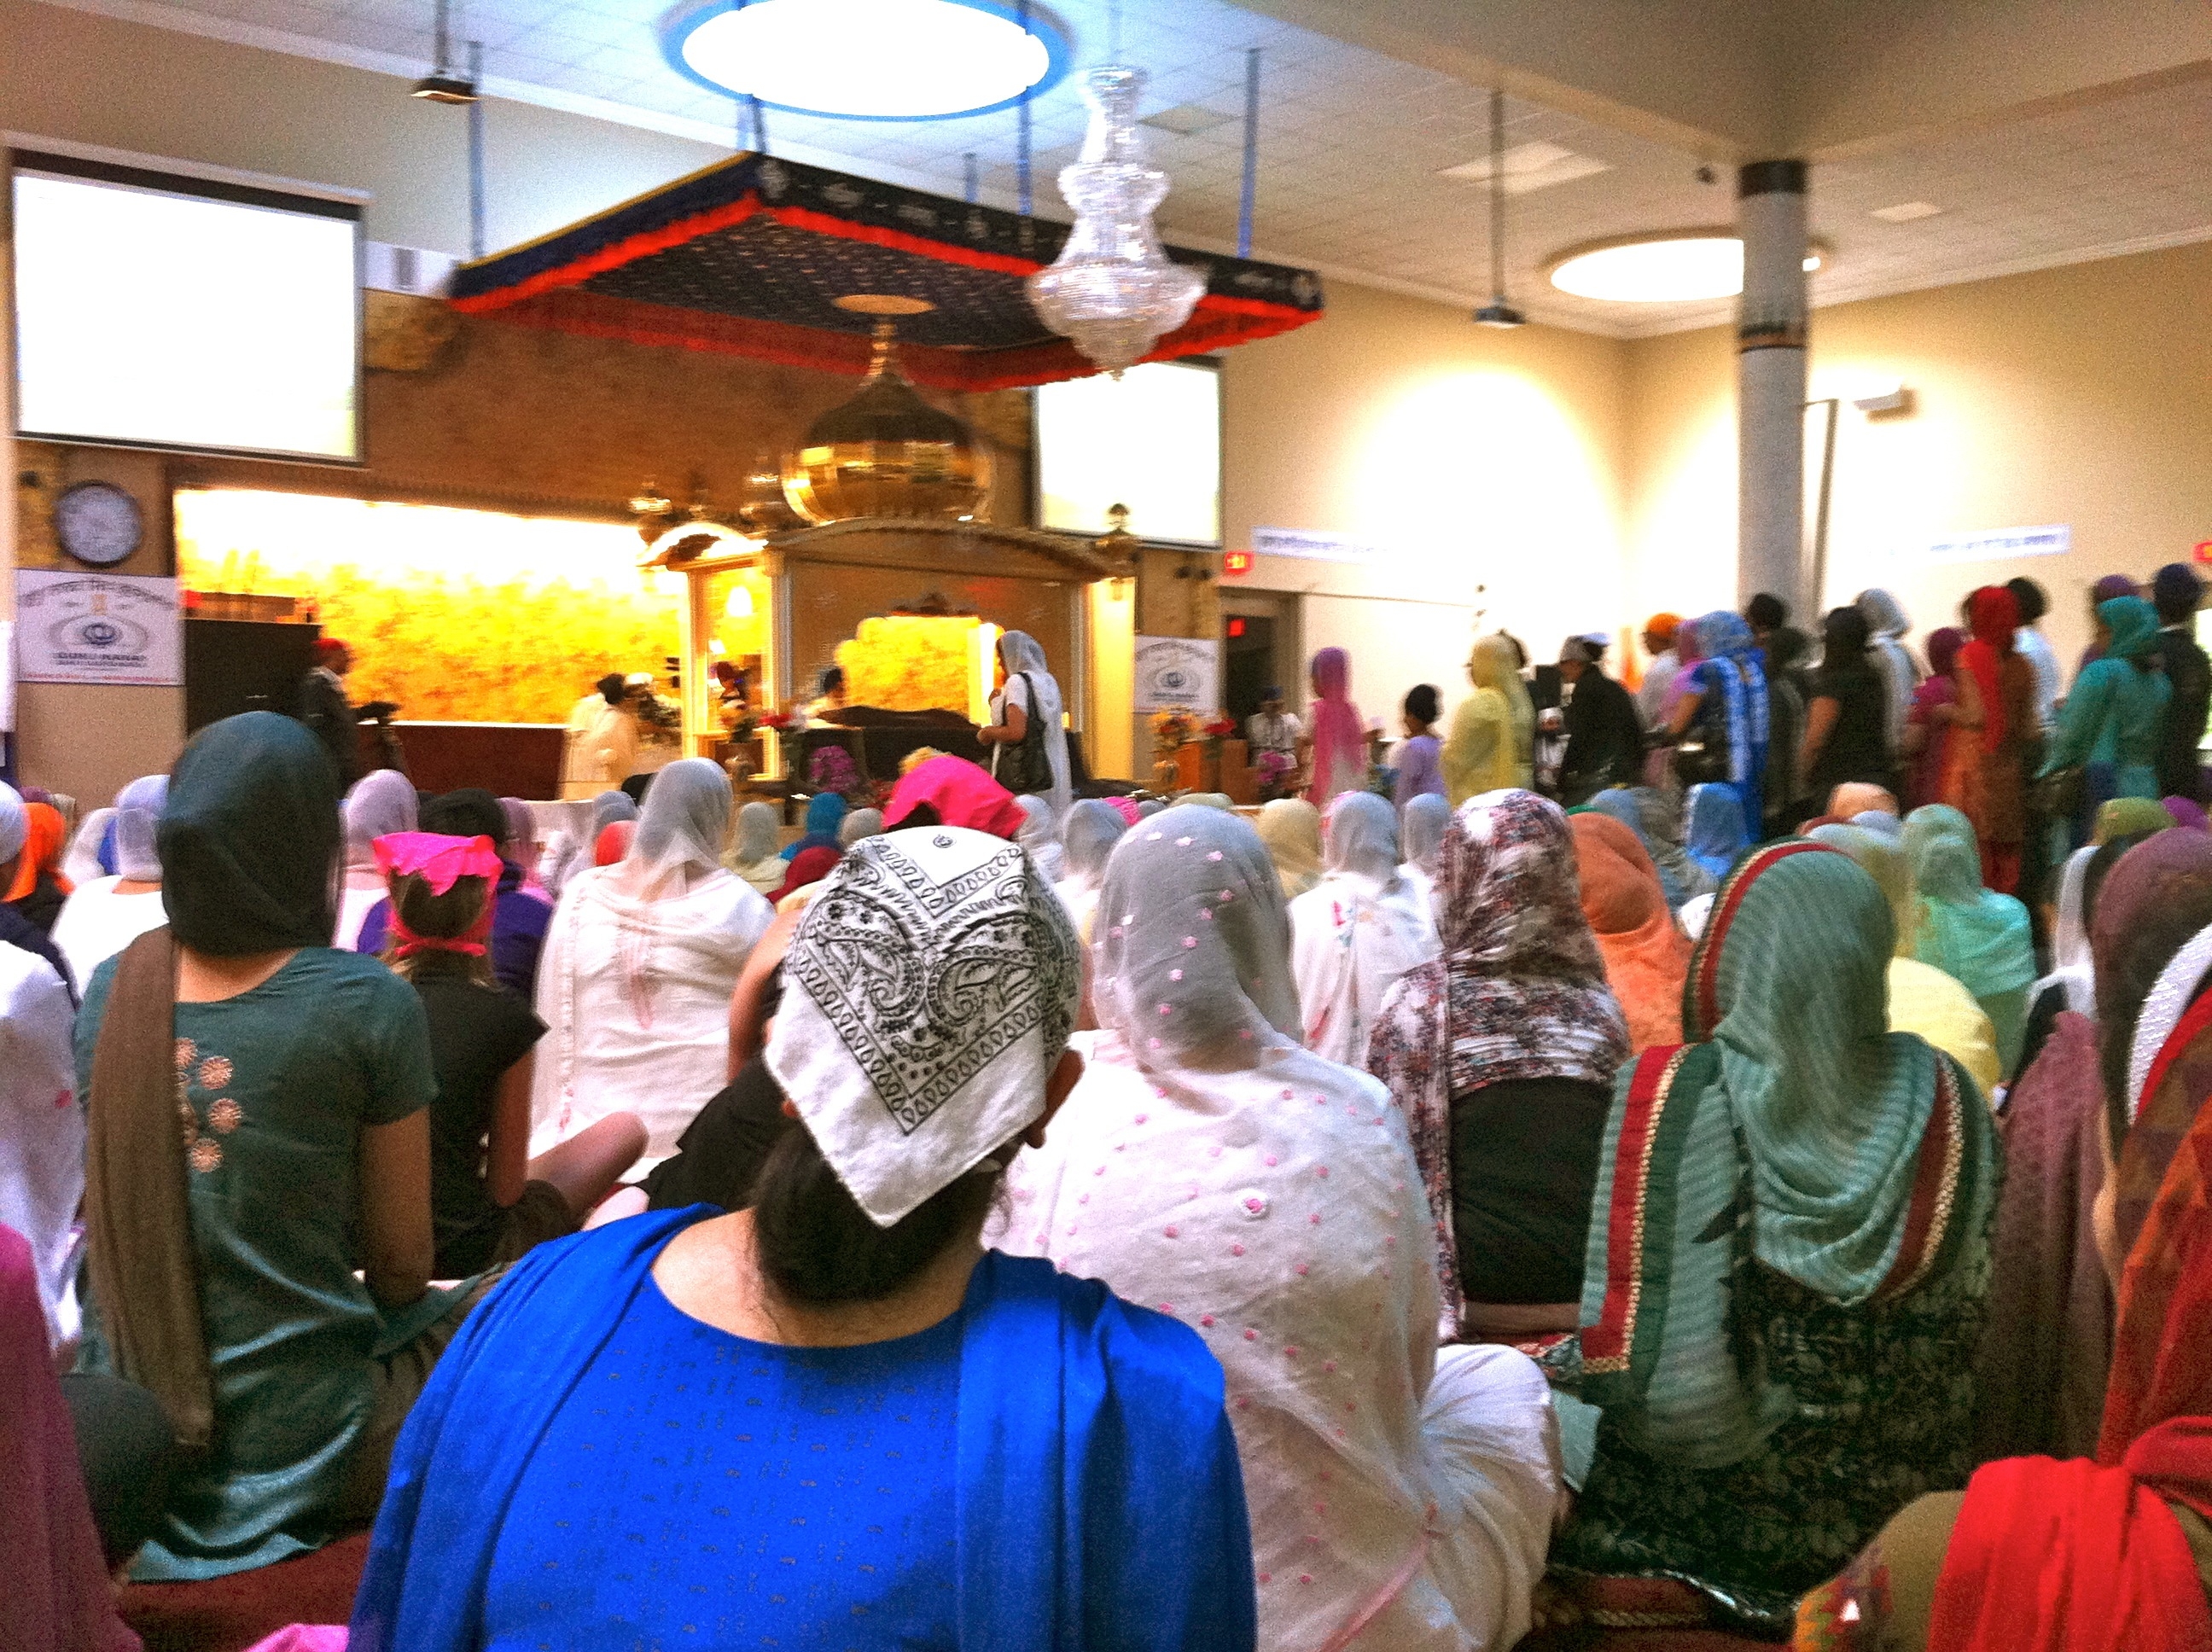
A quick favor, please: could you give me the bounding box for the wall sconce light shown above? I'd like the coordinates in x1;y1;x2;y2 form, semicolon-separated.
1850;383;1913;416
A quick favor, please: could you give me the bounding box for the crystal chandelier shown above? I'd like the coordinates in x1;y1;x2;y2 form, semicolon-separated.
1026;66;1205;377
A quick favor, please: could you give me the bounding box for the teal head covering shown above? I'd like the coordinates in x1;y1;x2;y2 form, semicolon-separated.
782;790;849;861
1903;806;2036;998
2099;594;2163;660
1579;841;1996;1466
160;712;341;954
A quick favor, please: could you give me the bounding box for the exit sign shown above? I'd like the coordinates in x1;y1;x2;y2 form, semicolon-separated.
1222;549;1254;578
2195;540;2212;565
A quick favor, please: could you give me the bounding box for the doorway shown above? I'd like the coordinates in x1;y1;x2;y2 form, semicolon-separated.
1220;590;1295;727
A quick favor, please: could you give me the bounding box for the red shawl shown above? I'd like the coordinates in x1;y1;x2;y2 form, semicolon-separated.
1957;586;2018;759
1931;1002;2212;1651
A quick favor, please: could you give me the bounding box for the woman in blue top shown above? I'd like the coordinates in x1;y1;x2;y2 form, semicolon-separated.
2043;593;2173;844
352;825;1257;1652
1664;610;1771;831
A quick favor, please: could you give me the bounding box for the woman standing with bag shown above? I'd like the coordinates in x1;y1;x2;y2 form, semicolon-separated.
979;631;1071;821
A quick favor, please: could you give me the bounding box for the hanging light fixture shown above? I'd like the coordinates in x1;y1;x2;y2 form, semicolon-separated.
1026;63;1206;377
1472;88;1525;328
411;0;478;102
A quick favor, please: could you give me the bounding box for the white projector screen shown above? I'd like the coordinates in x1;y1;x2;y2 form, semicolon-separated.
1035;358;1220;547
13;154;361;461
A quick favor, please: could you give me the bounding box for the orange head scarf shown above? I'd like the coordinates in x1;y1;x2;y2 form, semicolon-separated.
1569;811;1690;1055
4;803;72;904
1959;585;2019;758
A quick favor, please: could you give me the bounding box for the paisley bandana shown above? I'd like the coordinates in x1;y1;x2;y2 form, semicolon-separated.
766;826;1080;1224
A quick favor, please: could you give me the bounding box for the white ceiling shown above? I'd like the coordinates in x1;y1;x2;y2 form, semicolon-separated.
43;0;2212;337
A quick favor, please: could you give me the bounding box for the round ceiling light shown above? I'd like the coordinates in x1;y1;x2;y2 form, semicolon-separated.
666;0;1067;121
1545;230;1826;303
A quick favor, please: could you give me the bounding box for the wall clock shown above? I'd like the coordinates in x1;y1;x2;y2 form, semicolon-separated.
55;480;143;568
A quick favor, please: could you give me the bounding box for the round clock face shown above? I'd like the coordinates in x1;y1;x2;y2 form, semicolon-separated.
55;481;143;568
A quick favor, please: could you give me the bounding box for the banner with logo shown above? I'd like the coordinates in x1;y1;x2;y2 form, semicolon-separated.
1133;636;1221;713
15;571;183;686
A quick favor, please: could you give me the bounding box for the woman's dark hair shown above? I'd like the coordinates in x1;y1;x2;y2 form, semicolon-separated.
379;870;493;986
819;666;846;695
896;801;941;829
597;672;629;705
1403;683;1441;726
752;1110;995;1304
1820;606;1871;672
2006;577;2048;625
1745;592;1788;631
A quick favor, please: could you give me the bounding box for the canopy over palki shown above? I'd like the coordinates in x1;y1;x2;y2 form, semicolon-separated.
446;152;1324;392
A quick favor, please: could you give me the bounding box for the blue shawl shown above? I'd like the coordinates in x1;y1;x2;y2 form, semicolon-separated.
781;791;848;861
1689;610;1769;821
349;1211;1256;1652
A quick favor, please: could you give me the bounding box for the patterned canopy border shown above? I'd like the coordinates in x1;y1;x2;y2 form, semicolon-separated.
447;151;1325;391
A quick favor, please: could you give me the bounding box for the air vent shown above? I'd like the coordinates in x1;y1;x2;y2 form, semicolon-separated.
1870;201;1943;223
363;241;461;296
1142;102;1234;137
1438;140;1609;195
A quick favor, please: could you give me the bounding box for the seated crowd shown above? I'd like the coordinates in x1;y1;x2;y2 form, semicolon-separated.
4;569;2212;1652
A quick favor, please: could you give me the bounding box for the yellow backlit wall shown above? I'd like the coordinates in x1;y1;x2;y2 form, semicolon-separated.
1220;280;1631;718
174;489;678;724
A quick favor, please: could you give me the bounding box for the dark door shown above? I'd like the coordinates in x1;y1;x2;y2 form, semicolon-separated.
1223;614;1276;724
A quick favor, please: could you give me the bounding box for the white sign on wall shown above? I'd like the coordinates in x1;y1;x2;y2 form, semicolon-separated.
1250;526;1384;565
1924;524;2071;564
15;571;183;686
1133;636;1221;713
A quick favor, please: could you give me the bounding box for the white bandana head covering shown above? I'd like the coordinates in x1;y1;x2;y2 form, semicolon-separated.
112;775;169;883
0;782;26;865
768;826;1080;1224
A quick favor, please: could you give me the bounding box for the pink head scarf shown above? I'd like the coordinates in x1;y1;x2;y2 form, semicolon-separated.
373;832;504;959
883;755;1026;840
1304;647;1367;807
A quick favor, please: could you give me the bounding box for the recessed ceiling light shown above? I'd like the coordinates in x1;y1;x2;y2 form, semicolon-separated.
665;0;1067;121
1143;103;1234;137
1439;140;1610;195
1545;230;1825;302
1870;201;1943;223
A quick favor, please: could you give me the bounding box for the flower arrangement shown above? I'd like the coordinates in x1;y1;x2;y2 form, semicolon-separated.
1256;748;1295;784
1150;708;1199;750
809;744;862;797
1201;714;1237;741
633;690;683;737
755;706;800;732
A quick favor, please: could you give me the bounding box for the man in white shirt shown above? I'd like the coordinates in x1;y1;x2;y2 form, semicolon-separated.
2007;577;2061;733
1633;613;1682;730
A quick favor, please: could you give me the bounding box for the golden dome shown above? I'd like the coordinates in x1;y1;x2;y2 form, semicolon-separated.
782;325;990;526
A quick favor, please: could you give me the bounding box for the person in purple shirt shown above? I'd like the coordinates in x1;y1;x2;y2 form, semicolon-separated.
354;788;550;1000
1392;683;1447;814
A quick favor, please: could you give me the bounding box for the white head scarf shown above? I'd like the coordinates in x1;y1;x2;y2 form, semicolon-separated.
0;782;26;866
112;775;169;883
734;800;782;864
838;807;886;848
1012;794;1066;884
62;808;115;888
2033;846;2099;1019
616;758;731;898
1402;794;1450;877
1322;790;1402;896
768;826;1080;1224
1856;588;1920;752
1059;800;1126;893
997;630;1071;820
343;770;418;873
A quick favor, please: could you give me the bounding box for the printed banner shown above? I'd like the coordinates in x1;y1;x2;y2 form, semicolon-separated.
1250;526;1383;565
1924;524;2070;564
1133;636;1221;713
15;571;183;686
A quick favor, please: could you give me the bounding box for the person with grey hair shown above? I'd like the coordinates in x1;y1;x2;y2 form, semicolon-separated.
51;774;172;996
350;825;1256;1651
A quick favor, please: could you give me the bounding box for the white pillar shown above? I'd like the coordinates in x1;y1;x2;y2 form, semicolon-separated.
1737;160;1809;619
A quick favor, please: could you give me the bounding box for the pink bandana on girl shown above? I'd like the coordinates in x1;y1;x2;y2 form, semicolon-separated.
372;832;503;959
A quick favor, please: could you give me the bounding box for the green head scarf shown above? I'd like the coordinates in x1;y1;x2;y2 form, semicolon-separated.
2094;795;2175;846
1903;805;2036;999
2099;593;2163;660
160;712;341;954
1807;822;1915;957
1579;841;1996;1467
